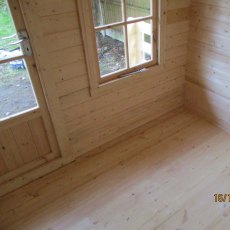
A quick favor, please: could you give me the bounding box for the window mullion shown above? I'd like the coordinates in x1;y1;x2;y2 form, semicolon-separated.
123;0;130;69
94;16;153;31
152;0;158;63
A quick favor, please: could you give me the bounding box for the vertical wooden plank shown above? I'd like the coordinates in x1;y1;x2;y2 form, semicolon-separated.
123;0;130;69
28;117;51;157
11;123;39;163
0;129;24;170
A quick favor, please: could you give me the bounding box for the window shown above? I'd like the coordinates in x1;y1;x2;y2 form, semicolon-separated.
78;0;166;90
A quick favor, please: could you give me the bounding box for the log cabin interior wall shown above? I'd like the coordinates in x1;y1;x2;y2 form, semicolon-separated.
186;0;230;132
0;0;191;195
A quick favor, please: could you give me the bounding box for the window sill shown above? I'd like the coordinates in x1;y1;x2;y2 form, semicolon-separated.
90;64;166;97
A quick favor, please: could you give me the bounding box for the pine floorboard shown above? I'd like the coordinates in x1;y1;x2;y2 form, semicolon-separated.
1;109;230;230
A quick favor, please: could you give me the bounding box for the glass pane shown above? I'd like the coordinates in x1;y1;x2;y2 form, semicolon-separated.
0;0;22;60
128;20;153;67
96;26;126;77
0;59;38;120
91;0;123;27
126;0;151;21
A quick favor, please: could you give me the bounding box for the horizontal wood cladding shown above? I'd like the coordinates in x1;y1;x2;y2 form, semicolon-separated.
167;7;190;24
186;82;230;131
21;0;190;159
167;0;191;10
41;12;79;35
71;89;184;155
192;0;230;9
64;69;185;132
46;29;82;52
186;1;230;132
29;0;77;17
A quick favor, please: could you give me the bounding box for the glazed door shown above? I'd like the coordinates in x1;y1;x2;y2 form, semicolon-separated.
0;0;60;182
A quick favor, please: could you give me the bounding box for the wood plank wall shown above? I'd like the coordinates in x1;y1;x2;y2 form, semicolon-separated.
0;0;191;195
22;0;190;157
186;0;230;132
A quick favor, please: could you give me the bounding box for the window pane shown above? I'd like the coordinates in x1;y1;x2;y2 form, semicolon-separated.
128;20;153;67
126;0;151;21
96;26;126;77
0;0;22;60
91;0;123;27
0;59;38;120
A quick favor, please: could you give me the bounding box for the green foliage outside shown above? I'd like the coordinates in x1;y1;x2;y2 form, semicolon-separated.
0;0;4;7
0;0;17;49
0;0;24;83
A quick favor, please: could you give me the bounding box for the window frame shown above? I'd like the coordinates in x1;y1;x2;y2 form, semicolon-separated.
77;0;167;96
93;0;158;84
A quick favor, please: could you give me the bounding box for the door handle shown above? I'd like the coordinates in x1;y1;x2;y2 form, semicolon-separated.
5;30;33;56
1;34;17;40
17;30;33;56
8;39;24;46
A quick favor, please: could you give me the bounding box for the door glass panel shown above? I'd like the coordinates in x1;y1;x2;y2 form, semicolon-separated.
0;0;22;60
0;1;38;121
0;59;38;120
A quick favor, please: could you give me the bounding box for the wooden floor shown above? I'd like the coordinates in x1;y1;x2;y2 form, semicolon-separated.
1;109;230;230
